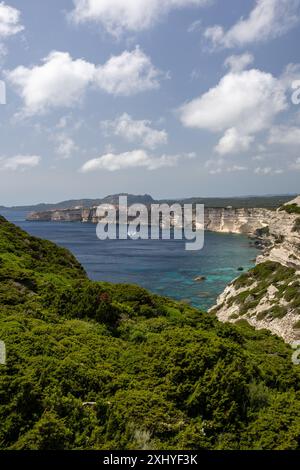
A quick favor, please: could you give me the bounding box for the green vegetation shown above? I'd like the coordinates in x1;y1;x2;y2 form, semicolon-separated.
255;226;270;237
293;218;300;233
0;216;300;450
226;262;300;319
293;320;300;330
1;194;295;212
280;204;300;215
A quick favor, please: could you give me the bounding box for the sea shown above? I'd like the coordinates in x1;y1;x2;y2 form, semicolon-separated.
0;209;258;310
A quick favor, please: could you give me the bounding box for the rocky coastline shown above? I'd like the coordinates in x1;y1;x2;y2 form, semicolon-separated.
211;197;300;344
27;205;273;235
26;196;300;344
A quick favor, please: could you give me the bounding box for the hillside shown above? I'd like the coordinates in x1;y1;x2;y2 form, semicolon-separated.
0;194;155;212
0;216;300;450
1;194;296;212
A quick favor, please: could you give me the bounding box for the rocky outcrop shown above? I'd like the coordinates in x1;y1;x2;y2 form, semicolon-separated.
211;197;300;344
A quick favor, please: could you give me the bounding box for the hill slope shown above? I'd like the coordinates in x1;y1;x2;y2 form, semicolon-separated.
0;216;300;450
1;193;296;212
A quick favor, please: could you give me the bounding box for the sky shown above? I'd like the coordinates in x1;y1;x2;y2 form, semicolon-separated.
0;0;300;205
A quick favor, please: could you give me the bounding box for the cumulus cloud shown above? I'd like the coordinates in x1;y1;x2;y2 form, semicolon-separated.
6;51;95;115
179;66;288;155
215;128;254;155
80;149;181;172
101;113;168;149
6;48;163;115
224;53;254;73
0;1;23;38
204;0;300;48
0;155;41;171
0;2;23;60
180;69;287;134
95;47;162;95
70;0;210;36
54;134;78;159
268;125;300;145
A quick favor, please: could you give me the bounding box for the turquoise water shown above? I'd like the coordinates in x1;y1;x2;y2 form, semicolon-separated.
1;210;257;310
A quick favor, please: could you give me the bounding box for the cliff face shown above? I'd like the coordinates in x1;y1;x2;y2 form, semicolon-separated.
256;210;300;270
28;206;273;234
211;198;300;344
204;207;271;234
28;208;83;222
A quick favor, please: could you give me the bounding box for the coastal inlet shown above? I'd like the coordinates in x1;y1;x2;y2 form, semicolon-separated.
1;209;258;310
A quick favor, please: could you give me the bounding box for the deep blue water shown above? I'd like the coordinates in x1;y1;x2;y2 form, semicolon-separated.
1;209;258;310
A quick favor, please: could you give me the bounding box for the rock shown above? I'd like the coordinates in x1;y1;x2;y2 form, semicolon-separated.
211;195;300;344
283;196;300;207
237;267;244;271
267;285;279;300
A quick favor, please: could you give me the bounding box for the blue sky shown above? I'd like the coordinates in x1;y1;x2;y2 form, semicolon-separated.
0;0;300;205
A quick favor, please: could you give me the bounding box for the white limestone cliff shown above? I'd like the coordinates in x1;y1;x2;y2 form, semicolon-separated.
211;197;300;344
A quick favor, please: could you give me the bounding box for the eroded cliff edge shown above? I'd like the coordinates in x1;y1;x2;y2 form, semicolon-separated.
211;196;300;344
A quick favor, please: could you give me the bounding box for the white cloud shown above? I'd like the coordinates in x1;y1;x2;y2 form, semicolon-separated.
0;155;40;171
291;158;300;170
215;128;254;155
180;69;287;134
205;158;248;174
179;67;287;155
0;2;23;38
227;165;248;173
254;166;283;175
268;125;300;145
7;51;95;115
254;166;272;175
54;134;78;159
101;113;168;149
188;19;202;33
205;0;300;48
190;69;202;81
7;48;163;115
252;154;265;161
80;149;180;172
281;63;300;94
224;53;254;73
70;0;210;36
95;47;162;96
